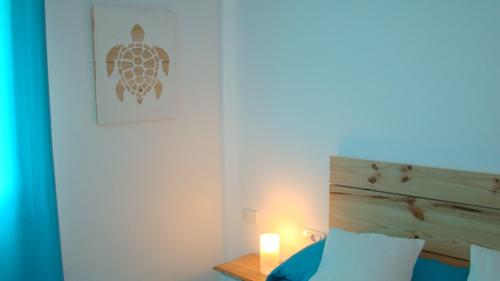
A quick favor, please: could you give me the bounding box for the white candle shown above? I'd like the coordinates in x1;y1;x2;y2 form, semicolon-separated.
260;233;280;274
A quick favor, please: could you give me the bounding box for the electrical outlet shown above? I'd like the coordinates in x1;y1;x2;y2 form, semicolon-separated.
303;228;326;243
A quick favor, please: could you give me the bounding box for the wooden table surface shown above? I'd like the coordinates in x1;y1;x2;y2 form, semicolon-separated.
213;254;268;281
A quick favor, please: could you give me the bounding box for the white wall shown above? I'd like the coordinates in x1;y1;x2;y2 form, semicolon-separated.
222;0;500;260
46;0;500;278
46;0;222;280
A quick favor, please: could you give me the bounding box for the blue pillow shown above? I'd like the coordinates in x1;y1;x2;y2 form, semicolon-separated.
412;258;469;281
267;239;469;281
267;240;325;281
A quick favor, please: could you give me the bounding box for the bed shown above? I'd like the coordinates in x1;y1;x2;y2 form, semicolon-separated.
268;156;500;281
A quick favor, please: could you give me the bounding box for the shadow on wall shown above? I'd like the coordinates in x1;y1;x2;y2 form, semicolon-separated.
336;134;497;174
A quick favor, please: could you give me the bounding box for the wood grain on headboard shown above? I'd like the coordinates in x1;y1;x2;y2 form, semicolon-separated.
329;157;500;265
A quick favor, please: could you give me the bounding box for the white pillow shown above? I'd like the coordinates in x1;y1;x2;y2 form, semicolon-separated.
310;228;425;281
467;244;500;281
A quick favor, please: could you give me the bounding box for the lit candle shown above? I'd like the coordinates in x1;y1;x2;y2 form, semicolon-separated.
260;233;280;274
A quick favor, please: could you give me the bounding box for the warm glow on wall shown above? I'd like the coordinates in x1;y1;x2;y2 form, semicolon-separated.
260;233;280;274
258;179;318;260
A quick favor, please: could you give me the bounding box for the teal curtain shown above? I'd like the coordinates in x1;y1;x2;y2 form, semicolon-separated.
0;1;64;280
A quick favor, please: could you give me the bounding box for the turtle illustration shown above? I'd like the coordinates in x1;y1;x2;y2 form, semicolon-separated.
106;24;170;104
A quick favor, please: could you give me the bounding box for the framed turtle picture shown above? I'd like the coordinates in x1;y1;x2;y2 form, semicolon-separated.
93;5;177;125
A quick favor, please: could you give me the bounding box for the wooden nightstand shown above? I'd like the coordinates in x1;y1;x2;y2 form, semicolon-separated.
213;254;268;281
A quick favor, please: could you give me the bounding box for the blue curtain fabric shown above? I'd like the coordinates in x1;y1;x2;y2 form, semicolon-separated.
0;1;64;280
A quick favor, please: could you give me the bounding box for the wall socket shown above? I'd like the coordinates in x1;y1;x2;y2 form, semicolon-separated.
303;228;327;243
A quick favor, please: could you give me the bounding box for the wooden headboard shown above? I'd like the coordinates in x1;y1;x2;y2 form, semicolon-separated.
329;156;500;266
